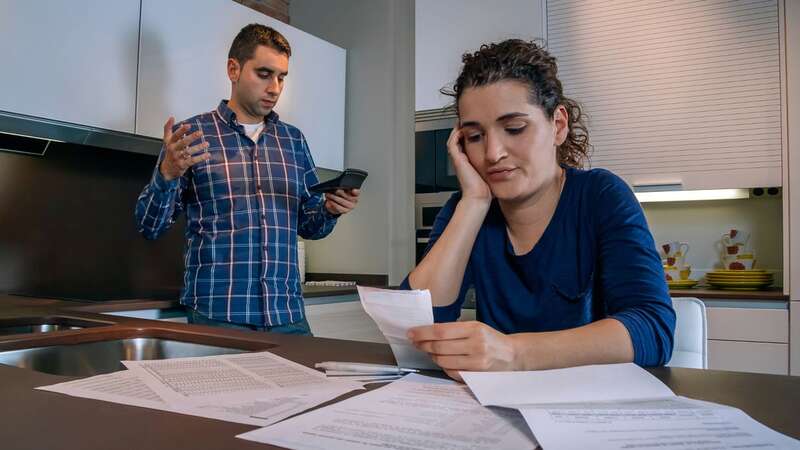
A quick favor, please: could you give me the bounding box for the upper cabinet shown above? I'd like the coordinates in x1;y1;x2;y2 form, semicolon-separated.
415;0;546;112
547;0;784;189
0;0;140;133
136;0;346;170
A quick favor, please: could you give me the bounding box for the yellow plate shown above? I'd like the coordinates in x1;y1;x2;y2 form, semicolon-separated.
706;275;773;280
667;280;698;289
709;270;768;274
706;277;773;282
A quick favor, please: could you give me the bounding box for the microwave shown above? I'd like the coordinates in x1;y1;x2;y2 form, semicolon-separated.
415;192;454;230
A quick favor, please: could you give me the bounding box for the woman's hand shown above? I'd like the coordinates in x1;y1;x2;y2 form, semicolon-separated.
447;128;491;203
408;321;517;382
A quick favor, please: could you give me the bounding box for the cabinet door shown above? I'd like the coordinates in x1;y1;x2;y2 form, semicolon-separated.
434;129;460;191
415;131;436;193
0;0;140;132
136;0;346;169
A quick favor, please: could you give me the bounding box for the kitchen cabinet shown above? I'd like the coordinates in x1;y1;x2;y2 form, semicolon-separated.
0;0;140;133
546;0;784;190
415;0;545;112
414;128;458;193
136;0;346;169
706;303;789;375
792;302;799;375
415;131;436;193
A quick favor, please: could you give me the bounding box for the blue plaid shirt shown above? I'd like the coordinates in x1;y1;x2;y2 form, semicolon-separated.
135;100;337;326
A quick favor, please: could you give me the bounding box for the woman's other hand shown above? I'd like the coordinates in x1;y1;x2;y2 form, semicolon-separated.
408;321;517;382
447;128;491;203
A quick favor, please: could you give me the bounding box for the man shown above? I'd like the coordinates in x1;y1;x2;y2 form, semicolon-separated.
135;24;359;335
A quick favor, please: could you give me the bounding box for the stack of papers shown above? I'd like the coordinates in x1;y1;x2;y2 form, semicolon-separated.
237;373;538;450
357;285;438;370
37;351;363;427
461;363;800;450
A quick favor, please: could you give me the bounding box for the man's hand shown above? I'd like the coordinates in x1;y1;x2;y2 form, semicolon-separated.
159;117;211;181
324;188;360;216
408;321;518;382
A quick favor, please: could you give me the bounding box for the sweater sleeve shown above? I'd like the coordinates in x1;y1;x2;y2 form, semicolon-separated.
592;170;676;366
399;192;475;323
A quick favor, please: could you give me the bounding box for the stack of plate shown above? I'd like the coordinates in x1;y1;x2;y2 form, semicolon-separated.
705;270;773;291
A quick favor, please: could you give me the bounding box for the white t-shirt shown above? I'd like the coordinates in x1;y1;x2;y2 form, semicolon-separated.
242;121;265;141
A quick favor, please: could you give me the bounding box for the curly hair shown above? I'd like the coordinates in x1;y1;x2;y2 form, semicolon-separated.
441;39;591;168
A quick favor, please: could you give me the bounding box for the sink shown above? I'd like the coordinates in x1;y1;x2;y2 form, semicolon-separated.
0;316;112;336
0;338;248;377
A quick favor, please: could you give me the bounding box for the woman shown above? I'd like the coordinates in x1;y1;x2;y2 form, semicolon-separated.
404;39;675;381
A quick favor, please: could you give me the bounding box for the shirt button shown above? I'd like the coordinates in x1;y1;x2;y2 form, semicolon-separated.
257;184;262;191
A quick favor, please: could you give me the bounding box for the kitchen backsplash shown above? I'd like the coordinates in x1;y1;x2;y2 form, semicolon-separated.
0;142;185;299
643;194;783;286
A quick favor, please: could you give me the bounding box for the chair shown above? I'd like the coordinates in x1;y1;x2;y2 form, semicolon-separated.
666;297;708;369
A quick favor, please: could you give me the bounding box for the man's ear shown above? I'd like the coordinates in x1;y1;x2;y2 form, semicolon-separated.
553;104;569;146
227;58;241;83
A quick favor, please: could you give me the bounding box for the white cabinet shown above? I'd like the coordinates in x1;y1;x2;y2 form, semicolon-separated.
415;0;545;112
0;0;140;133
136;0;346;170
546;0;784;190
706;305;789;375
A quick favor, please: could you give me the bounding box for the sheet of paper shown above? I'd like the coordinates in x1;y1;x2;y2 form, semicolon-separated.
237;373;538;450
123;350;360;405
37;369;167;409
37;369;360;427
518;396;800;450
461;363;675;407
357;285;438;370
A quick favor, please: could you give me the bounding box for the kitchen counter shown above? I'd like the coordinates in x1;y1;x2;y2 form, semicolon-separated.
668;287;788;301
0;296;798;449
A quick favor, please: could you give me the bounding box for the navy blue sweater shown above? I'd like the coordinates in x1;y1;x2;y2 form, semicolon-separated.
403;167;675;366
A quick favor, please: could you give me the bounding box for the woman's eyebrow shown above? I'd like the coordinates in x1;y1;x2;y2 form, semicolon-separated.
461;112;529;128
497;112;528;121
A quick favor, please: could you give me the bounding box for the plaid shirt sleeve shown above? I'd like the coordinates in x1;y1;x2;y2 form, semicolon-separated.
134;147;188;240
296;133;338;240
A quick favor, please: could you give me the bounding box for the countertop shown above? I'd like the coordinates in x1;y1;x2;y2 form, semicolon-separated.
0;296;798;449
667;287;788;300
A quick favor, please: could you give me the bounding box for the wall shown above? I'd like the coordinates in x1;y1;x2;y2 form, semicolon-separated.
415;0;545;112
642;196;783;284
290;0;415;284
0;144;184;300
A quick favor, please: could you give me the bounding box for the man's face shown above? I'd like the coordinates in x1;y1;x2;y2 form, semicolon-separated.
228;45;289;122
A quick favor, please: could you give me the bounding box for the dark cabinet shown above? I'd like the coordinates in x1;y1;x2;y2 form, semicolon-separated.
415;128;460;193
415;130;437;193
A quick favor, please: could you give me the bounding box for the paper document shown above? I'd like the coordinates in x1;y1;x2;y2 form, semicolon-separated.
123;351;360;404
37;369;167;410
461;363;675;406
37;368;357;427
519;397;800;450
357;285;438;370
461;363;799;449
237;373;538;450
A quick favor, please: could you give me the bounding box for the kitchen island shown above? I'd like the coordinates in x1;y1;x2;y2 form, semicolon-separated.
0;295;798;449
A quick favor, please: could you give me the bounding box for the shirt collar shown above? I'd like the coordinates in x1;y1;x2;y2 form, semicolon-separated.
216;100;280;129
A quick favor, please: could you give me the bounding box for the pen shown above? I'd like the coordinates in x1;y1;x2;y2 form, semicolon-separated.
315;361;419;374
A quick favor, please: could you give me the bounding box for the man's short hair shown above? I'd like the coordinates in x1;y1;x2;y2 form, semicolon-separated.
229;24;292;66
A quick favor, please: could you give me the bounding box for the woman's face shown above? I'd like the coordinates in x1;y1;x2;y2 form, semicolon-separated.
458;80;568;204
